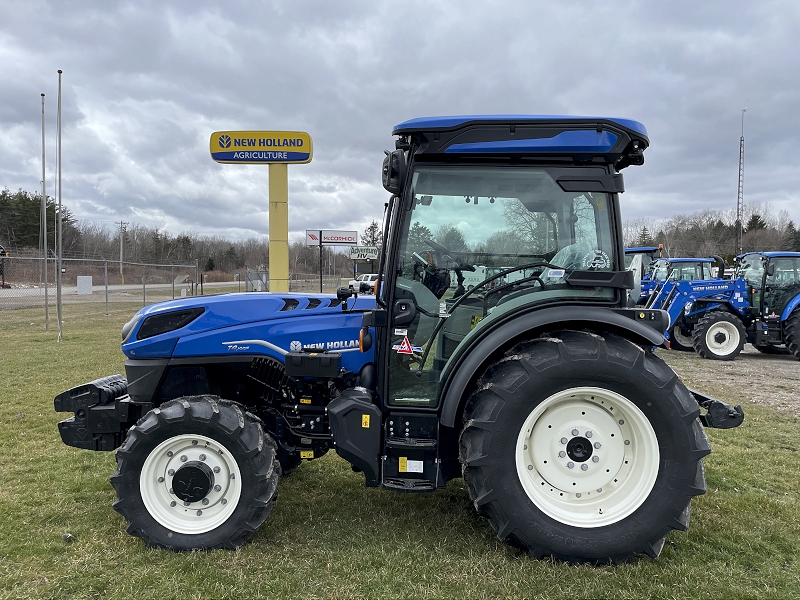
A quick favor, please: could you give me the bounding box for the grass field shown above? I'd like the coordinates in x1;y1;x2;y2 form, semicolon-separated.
1;311;799;599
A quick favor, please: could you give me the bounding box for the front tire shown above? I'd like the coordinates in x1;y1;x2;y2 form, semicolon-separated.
110;396;279;550
669;323;694;352
459;331;709;564
692;311;746;360
783;309;800;360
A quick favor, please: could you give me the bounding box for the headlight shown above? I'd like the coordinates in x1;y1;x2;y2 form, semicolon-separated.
683;302;693;315
136;308;205;341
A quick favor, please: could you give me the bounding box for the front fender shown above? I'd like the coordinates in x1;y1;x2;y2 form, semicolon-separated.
439;306;666;428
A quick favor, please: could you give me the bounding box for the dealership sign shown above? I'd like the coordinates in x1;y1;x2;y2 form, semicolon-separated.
349;246;379;260
305;230;358;246
210;131;313;164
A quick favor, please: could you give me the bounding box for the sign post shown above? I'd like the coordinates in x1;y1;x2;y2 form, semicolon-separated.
306;230;358;292
210;131;313;292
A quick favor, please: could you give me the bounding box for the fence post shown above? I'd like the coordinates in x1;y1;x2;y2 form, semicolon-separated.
171;266;175;299
104;260;109;315
195;259;199;296
142;264;146;307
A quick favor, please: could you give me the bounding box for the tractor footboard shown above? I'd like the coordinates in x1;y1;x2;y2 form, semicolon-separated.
54;374;153;451
688;388;745;429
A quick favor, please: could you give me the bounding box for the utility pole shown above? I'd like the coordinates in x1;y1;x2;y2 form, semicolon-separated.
118;221;127;284
56;69;63;342
736;107;747;255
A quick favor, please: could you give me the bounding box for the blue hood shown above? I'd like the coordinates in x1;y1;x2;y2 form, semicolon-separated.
121;292;376;372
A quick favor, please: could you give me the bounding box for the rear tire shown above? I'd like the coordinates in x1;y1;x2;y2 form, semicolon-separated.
784;309;800;360
111;396;279;550
459;330;709;564
692;311;745;361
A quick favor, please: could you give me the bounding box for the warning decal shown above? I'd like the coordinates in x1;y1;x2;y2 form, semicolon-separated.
391;336;422;354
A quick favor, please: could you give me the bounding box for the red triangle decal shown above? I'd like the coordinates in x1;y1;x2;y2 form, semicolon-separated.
397;336;414;355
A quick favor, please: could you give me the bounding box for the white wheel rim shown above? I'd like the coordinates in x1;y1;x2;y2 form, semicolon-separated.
705;321;739;356
672;327;693;348
515;387;659;528
140;434;242;535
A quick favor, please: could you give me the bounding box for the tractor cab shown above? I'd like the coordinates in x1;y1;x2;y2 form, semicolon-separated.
735;252;800;322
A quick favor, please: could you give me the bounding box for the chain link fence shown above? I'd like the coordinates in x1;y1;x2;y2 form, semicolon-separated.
1;256;352;330
0;256;201;329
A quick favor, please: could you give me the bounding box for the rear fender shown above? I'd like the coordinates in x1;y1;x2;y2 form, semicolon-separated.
439;306;666;428
780;293;800;322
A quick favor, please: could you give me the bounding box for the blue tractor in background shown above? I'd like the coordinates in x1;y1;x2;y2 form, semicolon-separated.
53;115;744;564
648;251;800;360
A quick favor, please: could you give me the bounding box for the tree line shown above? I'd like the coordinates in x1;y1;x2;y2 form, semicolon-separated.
0;187;384;276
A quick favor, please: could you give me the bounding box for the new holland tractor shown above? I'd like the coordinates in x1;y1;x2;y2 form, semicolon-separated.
54;115;744;564
646;251;800;360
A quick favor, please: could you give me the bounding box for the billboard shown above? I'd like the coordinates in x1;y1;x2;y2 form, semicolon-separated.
349;246;379;260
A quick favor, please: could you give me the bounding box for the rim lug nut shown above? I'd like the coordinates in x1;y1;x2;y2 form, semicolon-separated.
571;429;579;436
157;476;164;483
213;466;220;473
184;501;190;506
592;456;600;463
585;431;592;438
180;455;188;462
527;465;533;470
230;474;235;479
594;442;601;449
581;464;588;471
192;440;198;445
221;499;227;505
560;437;568;444
170;501;176;507
624;440;631;445
202;498;209;505
196;510;203;516
169;488;174;494
619;419;624;425
576;493;581;498
168;469;175;476
166;451;173;457
199;454;206;461
597;488;602;493
567;462;574;469
558;451;566;458
214;485;222;492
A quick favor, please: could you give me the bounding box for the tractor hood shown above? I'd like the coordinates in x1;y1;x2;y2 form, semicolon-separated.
120;292;376;370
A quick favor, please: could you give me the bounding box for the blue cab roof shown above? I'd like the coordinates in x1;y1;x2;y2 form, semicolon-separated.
739;251;800;259
625;247;659;253
393;115;648;137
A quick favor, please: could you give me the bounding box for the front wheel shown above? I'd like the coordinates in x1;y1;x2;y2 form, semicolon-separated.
110;396;279;550
783;309;800;360
669;324;694;352
459;331;710;564
692;311;746;360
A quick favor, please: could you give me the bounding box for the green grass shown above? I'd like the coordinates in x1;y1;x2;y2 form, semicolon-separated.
1;312;799;599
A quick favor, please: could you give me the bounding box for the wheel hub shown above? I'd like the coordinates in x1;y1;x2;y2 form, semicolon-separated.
172;461;214;503
713;331;727;344
566;436;593;462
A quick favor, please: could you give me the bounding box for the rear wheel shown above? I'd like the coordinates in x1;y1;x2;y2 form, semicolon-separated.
784;309;800;360
459;331;709;564
692;311;745;360
111;396;279;550
669;324;694;352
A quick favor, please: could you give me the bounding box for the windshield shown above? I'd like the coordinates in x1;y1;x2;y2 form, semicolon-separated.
651;259;669;281
736;254;765;287
387;165;618;408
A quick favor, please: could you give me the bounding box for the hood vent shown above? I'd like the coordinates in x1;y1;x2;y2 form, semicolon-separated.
280;298;300;311
305;298;322;309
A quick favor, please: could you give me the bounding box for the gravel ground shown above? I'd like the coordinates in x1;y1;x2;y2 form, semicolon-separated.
658;344;800;418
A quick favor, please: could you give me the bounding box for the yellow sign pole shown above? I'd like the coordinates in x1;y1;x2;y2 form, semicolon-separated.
268;163;289;292
209;130;312;294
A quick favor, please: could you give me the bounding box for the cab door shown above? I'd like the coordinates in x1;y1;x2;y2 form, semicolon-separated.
764;257;800;318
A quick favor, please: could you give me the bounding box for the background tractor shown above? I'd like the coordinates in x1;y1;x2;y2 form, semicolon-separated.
54;115;743;564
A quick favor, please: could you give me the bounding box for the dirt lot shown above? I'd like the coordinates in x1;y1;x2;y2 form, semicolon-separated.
658;344;800;418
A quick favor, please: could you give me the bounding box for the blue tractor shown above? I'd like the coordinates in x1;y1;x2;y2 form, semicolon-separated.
623;246;660;304
54;115;744;564
648;251;800;360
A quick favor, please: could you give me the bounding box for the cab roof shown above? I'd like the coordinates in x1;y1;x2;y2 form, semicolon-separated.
739;251;800;259
625;246;659;253
394;115;648;137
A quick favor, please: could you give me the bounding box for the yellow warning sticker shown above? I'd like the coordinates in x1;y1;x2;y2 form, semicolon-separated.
470;315;483;329
399;457;407;472
300;398;311;404
362;414;370;428
300;450;314;459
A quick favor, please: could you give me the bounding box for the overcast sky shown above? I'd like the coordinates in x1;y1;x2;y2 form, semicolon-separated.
1;0;798;243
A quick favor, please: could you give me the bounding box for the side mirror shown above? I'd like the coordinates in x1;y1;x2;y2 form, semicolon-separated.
766;262;776;277
382;149;406;194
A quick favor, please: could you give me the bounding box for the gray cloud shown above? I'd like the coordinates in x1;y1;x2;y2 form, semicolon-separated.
1;0;798;242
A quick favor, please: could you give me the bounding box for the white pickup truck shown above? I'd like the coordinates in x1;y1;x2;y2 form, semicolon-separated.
348;273;379;293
